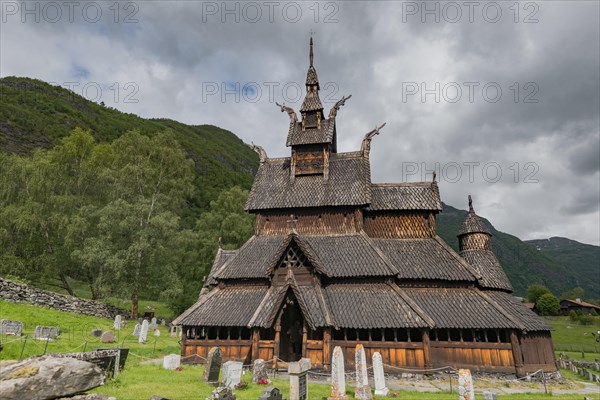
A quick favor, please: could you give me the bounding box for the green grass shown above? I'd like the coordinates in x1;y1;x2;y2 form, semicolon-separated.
0;301;179;361
90;365;600;400
548;316;600;359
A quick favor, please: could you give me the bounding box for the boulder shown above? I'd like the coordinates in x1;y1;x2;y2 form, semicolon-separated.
58;396;116;400
0;355;105;400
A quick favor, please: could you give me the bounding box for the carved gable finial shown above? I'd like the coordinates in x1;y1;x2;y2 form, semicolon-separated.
248;142;268;164
361;122;386;155
468;194;474;212
328;94;352;119
276;102;297;123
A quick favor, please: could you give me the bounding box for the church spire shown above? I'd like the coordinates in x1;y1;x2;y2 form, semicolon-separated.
300;36;323;114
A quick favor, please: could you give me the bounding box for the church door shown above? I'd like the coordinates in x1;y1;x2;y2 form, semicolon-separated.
279;296;304;362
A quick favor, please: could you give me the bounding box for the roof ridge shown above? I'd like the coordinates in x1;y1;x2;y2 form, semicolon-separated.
359;231;399;275
433;235;482;280
388;282;435;328
172;286;222;326
473;288;526;331
372;182;433;187
213;235;257;279
247;285;276;328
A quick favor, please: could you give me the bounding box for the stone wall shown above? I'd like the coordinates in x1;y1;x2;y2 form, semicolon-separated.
0;278;129;319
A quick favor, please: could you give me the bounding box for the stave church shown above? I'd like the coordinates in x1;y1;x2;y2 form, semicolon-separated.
173;38;556;376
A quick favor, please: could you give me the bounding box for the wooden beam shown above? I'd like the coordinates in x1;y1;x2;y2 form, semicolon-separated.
252;329;260;362
510;330;525;377
323;328;332;371
422;329;432;371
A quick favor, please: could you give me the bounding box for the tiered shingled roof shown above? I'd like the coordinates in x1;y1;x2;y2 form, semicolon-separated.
175;38;550;336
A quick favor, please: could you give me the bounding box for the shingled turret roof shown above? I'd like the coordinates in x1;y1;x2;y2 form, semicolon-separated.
458;195;491;236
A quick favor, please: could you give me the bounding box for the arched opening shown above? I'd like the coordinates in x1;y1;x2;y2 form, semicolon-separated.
278;294;304;362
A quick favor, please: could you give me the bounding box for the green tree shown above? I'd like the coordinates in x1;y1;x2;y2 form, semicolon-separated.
537;293;560;316
527;284;551;304
96;130;195;317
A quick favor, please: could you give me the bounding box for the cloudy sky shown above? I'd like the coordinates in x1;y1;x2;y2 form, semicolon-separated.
2;0;599;245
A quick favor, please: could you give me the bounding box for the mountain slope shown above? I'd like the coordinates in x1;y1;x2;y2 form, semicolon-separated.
0;76;259;209
437;203;599;298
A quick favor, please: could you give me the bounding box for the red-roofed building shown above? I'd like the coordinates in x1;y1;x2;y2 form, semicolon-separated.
560;299;600;315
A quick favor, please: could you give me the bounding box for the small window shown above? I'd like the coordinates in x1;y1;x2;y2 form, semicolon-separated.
384;328;396;342
397;329;409;342
346;329;357;341
333;328;345;340
241;328;251;340
436;329;448;341
358;329;369;341
449;329;461;342
487;330;498;343
462;329;474;342
410;329;423;342
371;329;383;341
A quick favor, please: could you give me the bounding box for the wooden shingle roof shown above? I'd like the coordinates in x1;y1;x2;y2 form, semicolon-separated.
404;288;517;329
325;283;430;329
460;249;513;291
487;292;553;332
245;152;371;211
367;183;442;211
373;237;478;282
286;118;335;146
206;249;237;285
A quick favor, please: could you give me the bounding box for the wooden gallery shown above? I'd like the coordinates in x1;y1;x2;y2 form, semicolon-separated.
173;39;556;376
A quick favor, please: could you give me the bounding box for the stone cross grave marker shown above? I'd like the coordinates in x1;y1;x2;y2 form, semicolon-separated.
34;326;60;340
354;344;372;400
163;354;181;370
288;357;311;400
204;346;223;384
252;358;268;383
328;345;348;400
259;387;285;400
458;369;475;400
133;323;141;337
113;315;122;331
0;320;24;336
149;317;158;330
222;360;243;389
138;320;149;343
372;352;388;396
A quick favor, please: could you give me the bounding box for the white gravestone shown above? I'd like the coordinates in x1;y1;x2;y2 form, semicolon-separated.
354;344;372;400
288;357;311;400
149;317;158;330
372;352;388;396
132;323;141;337
34;326;60;340
328;346;348;400
458;369;475;400
222;360;243;389
154;328;161;337
113;315;121;331
138;320;149;343
0;320;24;336
163;354;181;370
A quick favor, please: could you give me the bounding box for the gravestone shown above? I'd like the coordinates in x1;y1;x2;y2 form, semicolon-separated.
133;323;141;337
204;347;222;384
206;386;236;400
91;329;103;337
34;326;60;340
1;320;24;336
101;331;116;343
328;346;348;400
259;387;285;400
163;354;181;370
483;391;497;400
222;361;243;389
149;317;158;330
138;320;149;343
372;352;388;396
154;328;161;337
288;357;310;400
95;347;129;371
354;344;372;400
170;326;177;337
161;319;166;326
113;315;122;331
458;369;475;400
252;358;268;383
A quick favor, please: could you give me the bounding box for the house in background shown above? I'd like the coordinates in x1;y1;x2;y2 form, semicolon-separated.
560;299;600;315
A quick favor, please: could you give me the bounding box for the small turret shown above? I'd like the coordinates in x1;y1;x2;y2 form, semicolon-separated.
457;195;492;251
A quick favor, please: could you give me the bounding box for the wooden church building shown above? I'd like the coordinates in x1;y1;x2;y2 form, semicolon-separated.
173;39;556;376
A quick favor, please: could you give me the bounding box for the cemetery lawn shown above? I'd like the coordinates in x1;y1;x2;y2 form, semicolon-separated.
90;364;599;400
0;300;179;361
549;316;600;359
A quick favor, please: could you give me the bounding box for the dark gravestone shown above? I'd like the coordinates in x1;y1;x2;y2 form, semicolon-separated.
259;387;285;400
204;347;222;384
96;348;129;371
91;329;103;337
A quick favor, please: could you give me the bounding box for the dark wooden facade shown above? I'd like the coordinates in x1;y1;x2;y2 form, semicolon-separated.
174;39;557;376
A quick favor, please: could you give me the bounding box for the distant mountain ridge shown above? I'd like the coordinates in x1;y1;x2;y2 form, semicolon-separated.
437;203;600;299
2;76;596;300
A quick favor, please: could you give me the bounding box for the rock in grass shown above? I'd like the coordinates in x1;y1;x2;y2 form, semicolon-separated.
0;355;105;400
58;395;117;400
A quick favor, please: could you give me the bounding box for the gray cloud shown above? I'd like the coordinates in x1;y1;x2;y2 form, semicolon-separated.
1;0;598;244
